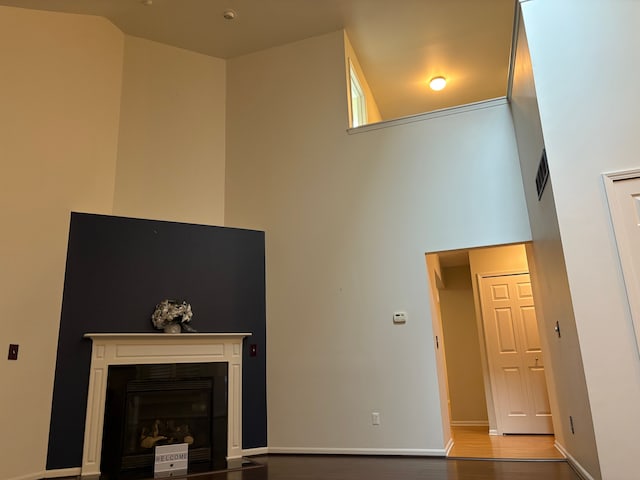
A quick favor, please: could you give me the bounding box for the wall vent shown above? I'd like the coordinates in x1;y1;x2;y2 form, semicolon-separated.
536;148;549;200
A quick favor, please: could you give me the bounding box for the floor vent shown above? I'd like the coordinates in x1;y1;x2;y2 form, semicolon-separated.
536;148;549;200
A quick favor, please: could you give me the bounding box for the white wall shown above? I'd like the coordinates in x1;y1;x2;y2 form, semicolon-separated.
225;30;531;453
113;35;226;225
0;7;124;480
520;1;640;478
510;11;600;478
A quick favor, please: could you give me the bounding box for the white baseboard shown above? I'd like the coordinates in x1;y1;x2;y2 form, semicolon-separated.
35;445;451;479
554;442;594;480
44;468;81;478
444;438;454;456
488;429;499;436
242;447;269;456
7;472;46;480
450;421;489;427
268;447;446;456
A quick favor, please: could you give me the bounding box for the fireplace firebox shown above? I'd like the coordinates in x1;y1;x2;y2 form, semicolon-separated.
101;362;227;476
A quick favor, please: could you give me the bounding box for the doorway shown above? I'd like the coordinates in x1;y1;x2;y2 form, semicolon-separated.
426;243;562;460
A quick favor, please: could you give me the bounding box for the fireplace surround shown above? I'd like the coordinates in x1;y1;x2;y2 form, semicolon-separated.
82;333;250;477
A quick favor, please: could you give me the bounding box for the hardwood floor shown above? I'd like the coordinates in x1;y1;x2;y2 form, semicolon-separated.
448;425;565;460
51;454;580;480
191;455;581;480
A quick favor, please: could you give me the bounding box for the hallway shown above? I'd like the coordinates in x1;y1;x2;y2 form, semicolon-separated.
448;426;564;460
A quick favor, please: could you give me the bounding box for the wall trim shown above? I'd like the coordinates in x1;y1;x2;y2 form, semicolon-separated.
602;169;640;356
44;468;82;478
450;421;490;427
554;442;594;480
243;447;269;456
7;472;45;480
444;438;454;456
506;0;521;100
347;97;508;134
489;429;499;436
268;447;446;456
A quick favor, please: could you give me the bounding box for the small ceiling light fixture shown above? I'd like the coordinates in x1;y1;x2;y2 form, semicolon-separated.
223;9;237;20
141;0;152;5
429;76;447;91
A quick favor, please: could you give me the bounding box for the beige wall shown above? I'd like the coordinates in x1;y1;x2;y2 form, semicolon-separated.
1;11;229;480
439;266;487;424
510;11;599;478
519;1;640;477
344;32;382;125
425;253;452;447
225;30;531;453
113;35;226;225
0;7;124;480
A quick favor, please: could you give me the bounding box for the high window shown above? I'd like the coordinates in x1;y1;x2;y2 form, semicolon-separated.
349;60;367;127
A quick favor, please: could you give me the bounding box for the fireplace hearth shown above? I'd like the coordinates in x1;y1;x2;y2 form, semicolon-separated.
101;363;227;476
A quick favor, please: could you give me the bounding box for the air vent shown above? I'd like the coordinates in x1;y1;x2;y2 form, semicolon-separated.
536;148;549;200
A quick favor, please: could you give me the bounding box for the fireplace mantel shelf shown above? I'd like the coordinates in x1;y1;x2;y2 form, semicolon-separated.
81;331;251;477
84;332;252;339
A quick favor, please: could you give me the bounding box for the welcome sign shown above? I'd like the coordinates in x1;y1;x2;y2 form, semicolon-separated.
154;443;189;477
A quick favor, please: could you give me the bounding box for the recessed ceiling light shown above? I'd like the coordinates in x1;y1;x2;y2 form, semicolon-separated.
429;76;447;91
223;9;237;20
140;0;152;5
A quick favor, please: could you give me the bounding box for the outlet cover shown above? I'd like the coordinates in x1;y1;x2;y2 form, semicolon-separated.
371;412;381;425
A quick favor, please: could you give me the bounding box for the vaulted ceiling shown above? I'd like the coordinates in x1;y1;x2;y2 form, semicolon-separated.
0;0;515;121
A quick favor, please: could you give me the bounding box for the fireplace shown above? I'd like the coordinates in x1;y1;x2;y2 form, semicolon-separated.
81;333;250;477
101;363;227;476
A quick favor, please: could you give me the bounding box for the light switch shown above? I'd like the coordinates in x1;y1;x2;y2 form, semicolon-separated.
8;344;19;360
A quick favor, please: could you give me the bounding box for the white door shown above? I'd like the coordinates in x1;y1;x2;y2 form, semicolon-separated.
604;172;640;354
479;273;553;434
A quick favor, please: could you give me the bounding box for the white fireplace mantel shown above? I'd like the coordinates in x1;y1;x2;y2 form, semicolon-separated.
81;332;251;477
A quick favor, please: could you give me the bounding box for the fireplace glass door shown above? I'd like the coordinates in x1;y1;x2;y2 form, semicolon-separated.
123;380;212;468
101;363;227;476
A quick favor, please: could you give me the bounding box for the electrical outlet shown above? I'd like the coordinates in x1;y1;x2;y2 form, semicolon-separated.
371;412;381;425
8;344;19;360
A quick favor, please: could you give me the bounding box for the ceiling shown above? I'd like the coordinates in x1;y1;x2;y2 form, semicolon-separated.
438;250;470;268
0;0;516;120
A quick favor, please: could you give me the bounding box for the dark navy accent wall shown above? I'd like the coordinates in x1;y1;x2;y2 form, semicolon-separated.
46;213;266;470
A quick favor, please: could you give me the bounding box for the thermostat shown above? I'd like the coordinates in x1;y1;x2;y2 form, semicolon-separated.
393;311;407;324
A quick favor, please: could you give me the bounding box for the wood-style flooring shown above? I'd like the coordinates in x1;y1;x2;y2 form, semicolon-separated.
52;454;580;480
448;425;565;460
187;455;580;480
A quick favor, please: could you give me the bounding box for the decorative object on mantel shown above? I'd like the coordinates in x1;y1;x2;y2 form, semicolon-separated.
151;299;197;333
